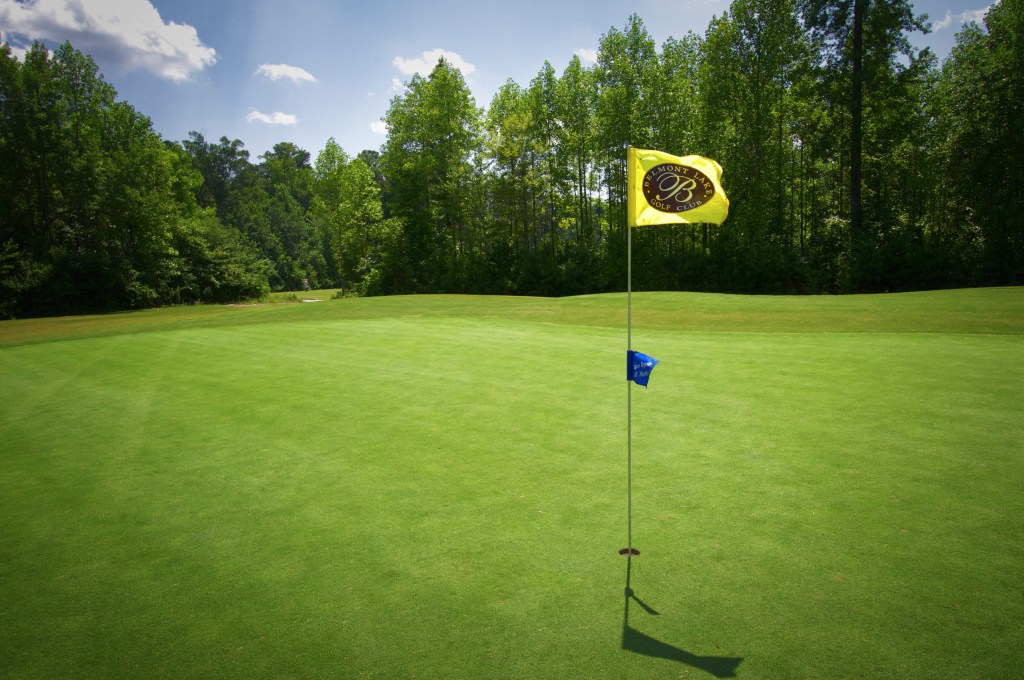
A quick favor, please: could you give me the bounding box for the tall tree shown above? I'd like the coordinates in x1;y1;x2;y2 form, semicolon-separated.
930;0;1024;284
798;0;929;288
555;55;597;249
593;14;659;288
331;157;401;293
593;15;658;223
699;0;810;291
381;58;482;290
181;132;250;219
851;0;865;246
485;79;534;258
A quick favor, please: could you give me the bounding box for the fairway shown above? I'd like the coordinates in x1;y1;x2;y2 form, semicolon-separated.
2;289;1023;679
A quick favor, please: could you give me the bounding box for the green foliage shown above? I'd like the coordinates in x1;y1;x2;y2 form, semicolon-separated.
312;152;401;295
0;41;269;317
3;3;1022;316
165;208;271;304
0;240;50;317
381;58;483;291
181;132;250;218
929;0;1024;284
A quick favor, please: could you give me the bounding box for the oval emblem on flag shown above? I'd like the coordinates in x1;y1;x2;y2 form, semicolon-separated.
642;163;715;214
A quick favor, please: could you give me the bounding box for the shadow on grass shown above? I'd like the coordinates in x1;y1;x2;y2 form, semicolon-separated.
622;557;743;678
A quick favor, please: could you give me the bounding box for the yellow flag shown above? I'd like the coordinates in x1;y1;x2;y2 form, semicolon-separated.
627;148;729;227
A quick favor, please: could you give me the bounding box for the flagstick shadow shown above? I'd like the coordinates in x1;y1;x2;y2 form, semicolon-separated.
622;557;743;678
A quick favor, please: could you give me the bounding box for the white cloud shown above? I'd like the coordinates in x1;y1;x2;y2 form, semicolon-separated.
393;48;476;78
246;110;298;126
963;6;991;23
0;0;216;81
933;6;992;31
369;120;387;136
575;48;598;64
933;10;954;30
255;63;317;84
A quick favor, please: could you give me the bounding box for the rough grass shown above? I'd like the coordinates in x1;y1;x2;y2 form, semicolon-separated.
1;289;1022;679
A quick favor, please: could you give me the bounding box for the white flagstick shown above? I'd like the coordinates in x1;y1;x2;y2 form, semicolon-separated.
622;147;639;558
625;211;638;557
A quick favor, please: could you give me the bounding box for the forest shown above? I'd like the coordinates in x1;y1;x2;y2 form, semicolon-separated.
1;0;1022;318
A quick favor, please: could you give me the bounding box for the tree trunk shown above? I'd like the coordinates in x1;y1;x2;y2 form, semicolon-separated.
851;0;865;266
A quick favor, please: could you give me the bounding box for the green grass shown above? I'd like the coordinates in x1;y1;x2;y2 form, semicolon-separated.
1;289;1022;678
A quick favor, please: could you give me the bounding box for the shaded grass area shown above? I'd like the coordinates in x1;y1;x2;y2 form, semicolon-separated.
1;289;1023;678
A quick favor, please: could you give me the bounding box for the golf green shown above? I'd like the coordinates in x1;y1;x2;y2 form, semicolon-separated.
1;289;1022;678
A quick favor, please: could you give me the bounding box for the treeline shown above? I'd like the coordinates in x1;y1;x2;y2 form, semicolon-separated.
0;42;270;317
2;0;1022;317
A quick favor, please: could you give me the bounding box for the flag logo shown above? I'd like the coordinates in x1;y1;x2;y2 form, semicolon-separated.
642;163;715;214
628;148;729;226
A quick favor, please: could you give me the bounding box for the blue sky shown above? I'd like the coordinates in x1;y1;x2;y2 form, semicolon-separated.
1;0;994;160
